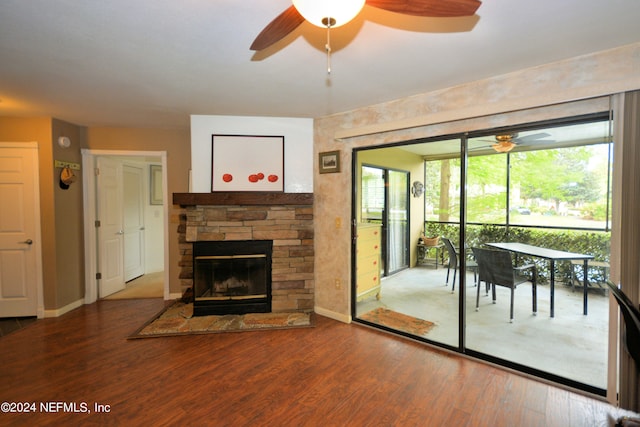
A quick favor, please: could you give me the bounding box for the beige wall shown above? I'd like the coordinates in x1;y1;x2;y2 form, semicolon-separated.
52;119;87;308
86;127;190;295
313;43;640;322
0;116;87;310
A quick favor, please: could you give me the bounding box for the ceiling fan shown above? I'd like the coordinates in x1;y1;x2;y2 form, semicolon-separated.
475;132;554;153
250;0;482;69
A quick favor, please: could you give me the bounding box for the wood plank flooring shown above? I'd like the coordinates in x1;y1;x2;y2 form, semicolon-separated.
0;299;633;426
0;316;36;337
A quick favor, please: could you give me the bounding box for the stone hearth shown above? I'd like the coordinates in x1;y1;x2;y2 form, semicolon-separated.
174;192;314;313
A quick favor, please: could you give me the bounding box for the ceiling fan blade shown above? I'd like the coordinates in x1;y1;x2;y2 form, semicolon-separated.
513;132;552;143
250;6;306;51
366;0;481;17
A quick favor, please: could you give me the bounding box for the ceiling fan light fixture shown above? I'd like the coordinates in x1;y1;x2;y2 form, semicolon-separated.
490;133;517;152
292;0;365;28
492;141;516;153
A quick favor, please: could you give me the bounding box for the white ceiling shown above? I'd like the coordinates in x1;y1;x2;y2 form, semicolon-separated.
1;0;639;129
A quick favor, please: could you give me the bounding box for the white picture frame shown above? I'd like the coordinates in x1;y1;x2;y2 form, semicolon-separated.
211;134;284;192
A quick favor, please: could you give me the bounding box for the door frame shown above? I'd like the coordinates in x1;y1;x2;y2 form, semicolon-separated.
82;149;169;303
0;142;45;318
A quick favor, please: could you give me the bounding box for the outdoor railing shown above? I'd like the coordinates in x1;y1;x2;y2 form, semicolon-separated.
424;222;611;285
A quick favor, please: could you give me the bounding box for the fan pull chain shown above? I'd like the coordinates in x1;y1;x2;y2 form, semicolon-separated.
325;23;332;74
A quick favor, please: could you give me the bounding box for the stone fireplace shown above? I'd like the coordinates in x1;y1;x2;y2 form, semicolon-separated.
174;192;314;314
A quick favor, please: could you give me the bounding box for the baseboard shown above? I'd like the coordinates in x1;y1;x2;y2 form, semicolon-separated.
168;292;182;300
43;298;84;318
314;306;351;324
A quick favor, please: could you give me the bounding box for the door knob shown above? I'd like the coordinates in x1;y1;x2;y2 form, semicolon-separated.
20;239;33;245
116;230;124;235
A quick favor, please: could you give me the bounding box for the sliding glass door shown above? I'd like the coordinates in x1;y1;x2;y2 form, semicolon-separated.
352;113;612;395
355;146;461;350
464;119;612;394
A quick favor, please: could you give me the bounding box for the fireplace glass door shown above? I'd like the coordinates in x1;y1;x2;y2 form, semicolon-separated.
195;255;267;299
192;240;272;315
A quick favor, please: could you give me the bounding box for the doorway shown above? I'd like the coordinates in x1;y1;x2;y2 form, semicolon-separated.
360;165;410;277
82;149;169;303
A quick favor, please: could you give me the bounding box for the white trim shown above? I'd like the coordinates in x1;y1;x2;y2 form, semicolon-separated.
314;306;351;324
161;154;169;300
44;298;84;318
31;144;45;319
82;149;171;304
82;149;98;303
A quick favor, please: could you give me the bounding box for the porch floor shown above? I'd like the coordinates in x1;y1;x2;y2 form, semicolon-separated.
356;265;610;390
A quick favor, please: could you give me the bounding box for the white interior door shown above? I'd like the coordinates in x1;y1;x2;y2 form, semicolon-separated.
0;144;41;317
123;164;145;281
97;157;125;297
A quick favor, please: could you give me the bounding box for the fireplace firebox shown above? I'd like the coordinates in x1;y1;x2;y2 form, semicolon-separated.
193;240;272;316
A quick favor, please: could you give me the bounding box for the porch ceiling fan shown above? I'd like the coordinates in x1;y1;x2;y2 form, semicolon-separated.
250;0;482;68
475;132;554;153
491;134;518;153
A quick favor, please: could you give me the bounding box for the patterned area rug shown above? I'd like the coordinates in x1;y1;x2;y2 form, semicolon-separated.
128;301;314;339
359;307;435;336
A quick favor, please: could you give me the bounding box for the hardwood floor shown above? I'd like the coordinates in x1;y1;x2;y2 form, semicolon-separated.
0;299;632;426
0;316;36;337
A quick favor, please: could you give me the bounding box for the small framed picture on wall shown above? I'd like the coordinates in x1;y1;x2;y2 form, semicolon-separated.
319;150;340;174
149;164;163;205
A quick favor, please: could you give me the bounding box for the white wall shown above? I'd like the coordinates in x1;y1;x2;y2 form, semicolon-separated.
190;115;314;193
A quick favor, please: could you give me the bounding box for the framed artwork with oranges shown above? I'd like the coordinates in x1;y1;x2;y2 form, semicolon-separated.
211;134;284;192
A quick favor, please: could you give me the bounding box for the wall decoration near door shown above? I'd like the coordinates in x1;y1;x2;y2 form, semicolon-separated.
211;134;284;192
149;164;163;205
319;150;341;174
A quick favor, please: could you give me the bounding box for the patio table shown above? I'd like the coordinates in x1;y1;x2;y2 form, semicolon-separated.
485;242;593;318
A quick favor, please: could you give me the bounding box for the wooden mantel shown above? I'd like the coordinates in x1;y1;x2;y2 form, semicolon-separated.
173;192;313;206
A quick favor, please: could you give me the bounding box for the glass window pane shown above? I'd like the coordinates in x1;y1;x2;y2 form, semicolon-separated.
361;166;384;223
467;154;507;224
510;143;612;229
465;118;611;393
387;169;409;273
